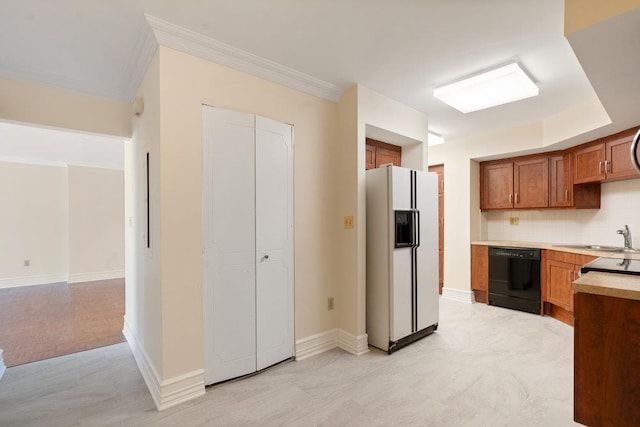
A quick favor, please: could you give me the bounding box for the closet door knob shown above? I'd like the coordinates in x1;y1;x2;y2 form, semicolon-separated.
262;254;269;261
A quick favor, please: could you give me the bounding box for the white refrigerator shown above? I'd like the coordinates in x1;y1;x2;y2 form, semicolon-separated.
366;165;439;353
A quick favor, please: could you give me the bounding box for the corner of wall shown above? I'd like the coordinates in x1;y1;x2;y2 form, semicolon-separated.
123;319;204;411
295;328;369;360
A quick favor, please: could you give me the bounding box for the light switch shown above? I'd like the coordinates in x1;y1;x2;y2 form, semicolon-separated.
509;217;519;226
344;216;354;229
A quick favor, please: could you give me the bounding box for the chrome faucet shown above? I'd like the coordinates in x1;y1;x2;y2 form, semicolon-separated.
617;225;633;250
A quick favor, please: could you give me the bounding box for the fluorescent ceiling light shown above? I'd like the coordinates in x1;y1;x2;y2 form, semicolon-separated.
428;132;444;146
434;63;538;113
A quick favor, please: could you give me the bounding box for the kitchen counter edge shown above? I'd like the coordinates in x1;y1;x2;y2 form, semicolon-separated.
471;240;640;260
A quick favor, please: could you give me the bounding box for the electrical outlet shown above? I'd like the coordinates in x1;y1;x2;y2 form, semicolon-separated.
344;216;354;229
328;297;334;311
24;260;30;267
509;217;519;226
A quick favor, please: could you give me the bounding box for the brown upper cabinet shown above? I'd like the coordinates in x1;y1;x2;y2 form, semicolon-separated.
365;138;401;170
574;128;638;184
549;154;600;209
480;156;548;210
480;126;638;211
549;154;572;207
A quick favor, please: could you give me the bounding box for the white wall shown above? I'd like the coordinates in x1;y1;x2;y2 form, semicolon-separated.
0;161;68;287
484;179;640;248
125;50;164;387
68;166;125;283
0;161;125;289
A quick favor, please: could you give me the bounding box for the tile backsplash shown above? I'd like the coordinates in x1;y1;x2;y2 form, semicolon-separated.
483;179;640;248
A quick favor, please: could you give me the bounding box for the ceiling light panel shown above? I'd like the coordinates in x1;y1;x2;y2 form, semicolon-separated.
434;63;539;113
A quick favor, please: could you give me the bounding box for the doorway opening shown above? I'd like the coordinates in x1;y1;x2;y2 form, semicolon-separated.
0;121;126;368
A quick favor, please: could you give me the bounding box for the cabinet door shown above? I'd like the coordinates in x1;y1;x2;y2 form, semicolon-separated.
549;154;572;207
481;162;513;210
471;245;488;303
546;259;574;311
605;138;636;181
255;116;294;371
376;146;401;167
574;143;606;184
365;144;376;170
514;157;549;208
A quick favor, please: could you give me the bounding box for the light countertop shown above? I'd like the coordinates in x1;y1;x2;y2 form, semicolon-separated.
573;271;640;301
471;240;640;260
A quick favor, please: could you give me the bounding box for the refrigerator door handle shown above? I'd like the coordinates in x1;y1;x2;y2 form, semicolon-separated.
413;210;420;248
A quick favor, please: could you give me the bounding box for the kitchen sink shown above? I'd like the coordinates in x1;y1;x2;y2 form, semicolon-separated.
555;244;640;253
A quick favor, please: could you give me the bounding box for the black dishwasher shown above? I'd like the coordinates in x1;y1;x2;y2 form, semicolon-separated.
488;247;541;314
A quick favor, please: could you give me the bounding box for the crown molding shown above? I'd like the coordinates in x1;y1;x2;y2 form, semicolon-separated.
0;61;129;103
123;18;159;101
144;14;343;102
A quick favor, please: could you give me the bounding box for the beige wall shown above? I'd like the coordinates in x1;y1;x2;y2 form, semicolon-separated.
0;77;131;138
0;162;68;287
68;166;124;282
154;46;338;379
125;51;164;378
564;0;640;34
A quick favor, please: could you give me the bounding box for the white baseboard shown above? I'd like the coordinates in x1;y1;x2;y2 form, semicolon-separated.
0;349;6;381
441;287;475;304
68;270;125;283
123;319;205;411
295;329;338;361
0;274;67;289
338;330;369;356
295;328;369;360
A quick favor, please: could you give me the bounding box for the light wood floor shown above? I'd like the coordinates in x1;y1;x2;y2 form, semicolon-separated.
0;298;580;426
0;279;125;367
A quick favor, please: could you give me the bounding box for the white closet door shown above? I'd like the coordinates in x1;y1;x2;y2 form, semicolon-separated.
203;106;257;385
255;116;294;371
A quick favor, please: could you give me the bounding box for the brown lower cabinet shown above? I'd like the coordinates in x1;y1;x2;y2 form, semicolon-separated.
542;250;596;326
574;292;640;426
470;245;488;303
470;246;596;324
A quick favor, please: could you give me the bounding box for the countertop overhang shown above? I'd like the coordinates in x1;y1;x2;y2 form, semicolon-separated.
573;271;640;301
471;240;640;261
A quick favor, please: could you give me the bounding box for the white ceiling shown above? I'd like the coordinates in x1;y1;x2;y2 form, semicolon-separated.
0;1;637;145
0;122;124;170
